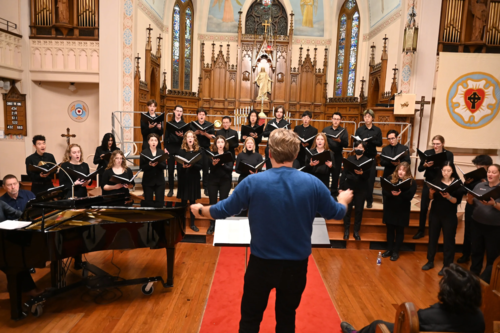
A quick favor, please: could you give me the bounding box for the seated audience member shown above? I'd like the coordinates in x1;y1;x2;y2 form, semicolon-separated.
1;174;36;212
340;264;485;333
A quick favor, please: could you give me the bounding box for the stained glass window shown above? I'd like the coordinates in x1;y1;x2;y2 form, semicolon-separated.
347;11;359;96
172;1;194;91
334;1;360;97
335;14;347;96
345;0;356;10
172;5;180;90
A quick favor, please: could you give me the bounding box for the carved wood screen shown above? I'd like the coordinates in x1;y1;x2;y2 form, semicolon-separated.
245;0;288;36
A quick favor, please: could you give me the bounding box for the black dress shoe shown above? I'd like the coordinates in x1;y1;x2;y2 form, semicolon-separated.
438;268;445;276
353;231;361;241
413;231;425;239
366;202;373;208
457;255;470;263
343;230;349;240
390;252;400;261
29;268;36;274
207;225;214;235
190;225;199;232
204;189;209;196
381;250;392;258
340;322;357;333
422;261;434;270
167;190;174;197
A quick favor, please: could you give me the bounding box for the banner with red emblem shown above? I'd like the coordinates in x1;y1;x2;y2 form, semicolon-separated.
430;52;500;149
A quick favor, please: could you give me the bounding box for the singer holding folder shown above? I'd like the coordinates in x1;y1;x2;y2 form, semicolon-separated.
140;133;167;205
207;136;233;235
59;144;91;198
380;130;410;179
164;105;186;197
414;135;454;239
340;141;370;240
177;131;203;232
236;137;264;184
323;112;349;197
140;99;163;149
101;150;134;197
240;110;263;146
381;162;417;261
294;111;318;168
93;133;119;186
216;116;239;158
305;133;334;188
192;108;215;195
25;135;57;195
422;161;463;275
262;106;290;170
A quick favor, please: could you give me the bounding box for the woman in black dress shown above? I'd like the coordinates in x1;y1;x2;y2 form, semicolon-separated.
140;99;163;149
415;135;454;239
235;137;263;184
381;162;417;261
101;150;134;199
305;133;335;188
93;133;119;186
422;161;463;275
240;110;263;146
207;136;234;235
140;133;166;206
340;141;370;241
59;144;91;198
177;131;203;232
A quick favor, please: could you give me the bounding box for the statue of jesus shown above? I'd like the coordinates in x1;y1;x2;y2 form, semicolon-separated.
255;67;272;101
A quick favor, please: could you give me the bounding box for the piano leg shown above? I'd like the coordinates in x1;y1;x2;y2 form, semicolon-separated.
166;247;175;287
6;271;27;320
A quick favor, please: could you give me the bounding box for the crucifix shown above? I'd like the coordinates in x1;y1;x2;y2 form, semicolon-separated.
61;128;76;146
263;20;270;34
414;95;431;175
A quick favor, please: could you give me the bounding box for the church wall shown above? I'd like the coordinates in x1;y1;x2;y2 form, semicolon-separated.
30;82;100;169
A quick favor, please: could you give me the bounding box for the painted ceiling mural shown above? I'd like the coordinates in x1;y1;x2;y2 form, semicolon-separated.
207;0;325;37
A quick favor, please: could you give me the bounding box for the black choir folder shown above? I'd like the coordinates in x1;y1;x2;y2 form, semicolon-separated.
191;121;214;132
465;185;500;201
342;158;374;172
65;167;102;182
222;135;239;147
28;163;61;175
380;178;412;192
380;149;408;162
166;122;191;134
238;160;265;174
174;153;202;166
241;124;264;137
457;166;487;183
140;112;165;124
110;171;141;185
425;179;463;193
306;149;332;165
270;122;289;130
204;150;234;164
325;128;345;139
140;152;170;163
417;149;448;166
297;134;317;144
351;135;372;142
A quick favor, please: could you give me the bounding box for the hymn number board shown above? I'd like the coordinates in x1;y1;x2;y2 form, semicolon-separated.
2;84;27;136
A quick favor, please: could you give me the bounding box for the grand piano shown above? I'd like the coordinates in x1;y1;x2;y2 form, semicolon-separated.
0;186;186;320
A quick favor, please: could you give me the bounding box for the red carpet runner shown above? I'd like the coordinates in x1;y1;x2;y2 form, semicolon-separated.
200;247;341;332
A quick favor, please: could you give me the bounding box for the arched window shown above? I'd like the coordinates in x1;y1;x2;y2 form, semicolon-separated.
334;0;360;97
172;0;194;91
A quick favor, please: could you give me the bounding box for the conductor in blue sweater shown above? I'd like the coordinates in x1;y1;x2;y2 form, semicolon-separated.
191;128;353;333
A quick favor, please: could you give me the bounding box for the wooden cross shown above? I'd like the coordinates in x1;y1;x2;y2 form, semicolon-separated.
414;95;431;175
263;20;270;34
61;128;76;146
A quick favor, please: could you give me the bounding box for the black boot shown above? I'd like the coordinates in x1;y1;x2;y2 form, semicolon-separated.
343;228;349;240
382;250;392;258
167;189;174;197
353;231;361;241
190;211;198;232
207;221;215;235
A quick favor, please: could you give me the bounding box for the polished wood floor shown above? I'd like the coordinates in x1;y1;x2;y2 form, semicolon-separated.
0;243;466;332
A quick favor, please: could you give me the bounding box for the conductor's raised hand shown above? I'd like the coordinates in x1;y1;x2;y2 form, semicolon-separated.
337;189;353;207
191;203;204;219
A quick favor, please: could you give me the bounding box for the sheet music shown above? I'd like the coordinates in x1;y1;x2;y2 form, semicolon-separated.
0;221;32;230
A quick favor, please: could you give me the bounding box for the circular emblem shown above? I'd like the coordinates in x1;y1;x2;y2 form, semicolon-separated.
447;72;500;129
68;101;89;122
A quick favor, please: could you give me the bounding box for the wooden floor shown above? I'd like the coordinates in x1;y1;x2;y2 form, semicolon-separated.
0;242;468;332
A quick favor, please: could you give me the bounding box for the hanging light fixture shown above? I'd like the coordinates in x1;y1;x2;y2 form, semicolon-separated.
402;1;418;54
68;82;76;92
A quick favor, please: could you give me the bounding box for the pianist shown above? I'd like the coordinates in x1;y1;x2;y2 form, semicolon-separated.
1;174;36;213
